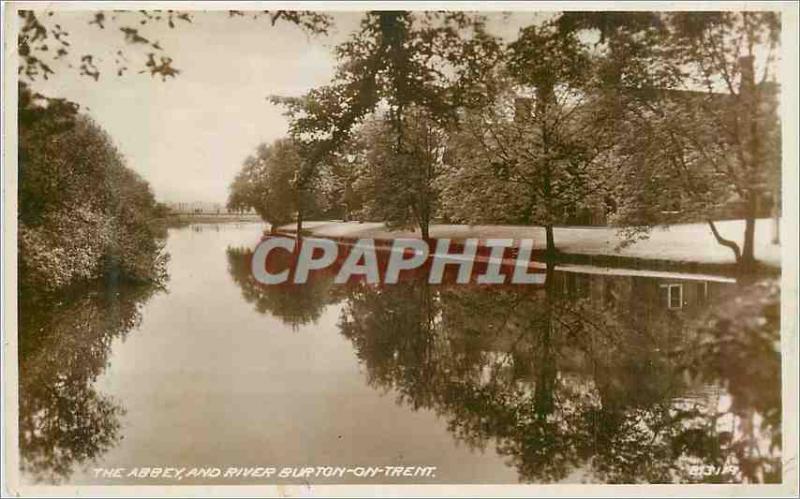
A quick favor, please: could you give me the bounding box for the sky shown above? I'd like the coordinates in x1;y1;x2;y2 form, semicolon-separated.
27;9;543;205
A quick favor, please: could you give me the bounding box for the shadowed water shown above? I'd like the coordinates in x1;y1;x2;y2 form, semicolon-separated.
18;222;781;485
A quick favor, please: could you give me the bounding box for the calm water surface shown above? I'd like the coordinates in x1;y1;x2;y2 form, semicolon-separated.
18;222;781;485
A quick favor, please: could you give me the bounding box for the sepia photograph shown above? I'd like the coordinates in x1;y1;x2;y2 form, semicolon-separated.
1;1;798;496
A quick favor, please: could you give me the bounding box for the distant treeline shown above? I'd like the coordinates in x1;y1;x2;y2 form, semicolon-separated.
18;83;169;294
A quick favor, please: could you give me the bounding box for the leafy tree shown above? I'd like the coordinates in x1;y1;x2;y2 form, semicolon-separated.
226;138;314;230
18;83;168;293
562;12;781;270
270;11;501;232
315;138;369;222
351;108;449;238
663;12;780;270
273;11;499;147
442;20;616;254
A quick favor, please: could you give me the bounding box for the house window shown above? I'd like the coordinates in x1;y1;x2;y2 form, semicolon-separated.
660;284;683;310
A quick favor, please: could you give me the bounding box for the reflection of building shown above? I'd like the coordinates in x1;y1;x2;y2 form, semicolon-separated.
549;268;730;313
466;269;734;393
658;281;710;310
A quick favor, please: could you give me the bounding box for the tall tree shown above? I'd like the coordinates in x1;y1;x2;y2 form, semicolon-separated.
227;138;319;231
353;108;448;239
270;11;501;233
442;20;616;255
561;11;781;270
665;12;780;270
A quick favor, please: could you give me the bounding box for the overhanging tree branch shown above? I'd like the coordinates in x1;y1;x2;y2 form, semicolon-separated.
707;219;742;263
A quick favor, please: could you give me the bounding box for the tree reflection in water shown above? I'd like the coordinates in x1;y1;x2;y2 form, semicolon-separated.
226;246;341;329
226;247;781;484
18;281;163;483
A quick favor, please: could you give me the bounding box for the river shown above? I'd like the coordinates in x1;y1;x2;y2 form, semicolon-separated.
18;222;782;485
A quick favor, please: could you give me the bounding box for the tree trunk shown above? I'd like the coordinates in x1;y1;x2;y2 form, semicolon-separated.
738;55;759;272
734;189;758;271
707;219;742;264
545;225;556;256
535;261;557;416
772;216;780;244
537;79;558;260
420;220;430;241
544;261;555;291
295;208;303;238
741;215;756;270
772;184;780;244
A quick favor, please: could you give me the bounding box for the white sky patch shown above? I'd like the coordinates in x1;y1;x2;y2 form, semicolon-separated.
23;10;548;204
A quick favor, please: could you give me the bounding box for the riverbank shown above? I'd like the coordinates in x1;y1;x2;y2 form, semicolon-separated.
276;218;781;276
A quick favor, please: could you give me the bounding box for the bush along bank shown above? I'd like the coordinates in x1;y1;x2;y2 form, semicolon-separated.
18;83;169;296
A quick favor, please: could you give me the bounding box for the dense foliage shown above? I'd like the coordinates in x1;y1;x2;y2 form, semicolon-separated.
226;138;338;230
588;12;782;266
259;10;781;269
353;109;448;238
18;83;168;293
